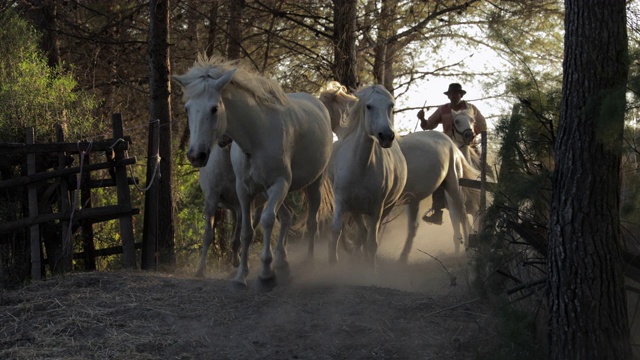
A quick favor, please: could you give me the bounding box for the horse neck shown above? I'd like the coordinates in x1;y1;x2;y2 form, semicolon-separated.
458;143;472;161
349;119;379;164
221;90;277;154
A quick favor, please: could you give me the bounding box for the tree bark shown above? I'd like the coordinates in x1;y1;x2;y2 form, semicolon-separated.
548;0;631;358
226;0;245;59
148;0;175;268
206;1;220;57
25;0;60;68
332;0;358;90
373;0;394;94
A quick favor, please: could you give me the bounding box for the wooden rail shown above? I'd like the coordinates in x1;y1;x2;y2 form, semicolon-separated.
0;114;139;280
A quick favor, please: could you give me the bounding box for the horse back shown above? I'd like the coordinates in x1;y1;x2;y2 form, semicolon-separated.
398;131;455;200
286;93;333;187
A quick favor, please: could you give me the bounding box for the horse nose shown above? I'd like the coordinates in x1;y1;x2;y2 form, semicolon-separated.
187;148;209;167
378;130;395;148
464;130;475;144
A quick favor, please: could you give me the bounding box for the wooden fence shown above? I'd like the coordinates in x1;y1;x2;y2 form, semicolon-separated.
0;113;139;280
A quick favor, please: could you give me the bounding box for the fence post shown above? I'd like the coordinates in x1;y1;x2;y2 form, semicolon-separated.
27;128;41;280
112;113;137;268
81;152;96;270
142;119;160;270
56;125;72;272
479;130;488;228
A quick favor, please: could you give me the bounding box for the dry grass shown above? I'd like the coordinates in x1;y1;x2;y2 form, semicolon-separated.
0;257;500;359
1;211;504;359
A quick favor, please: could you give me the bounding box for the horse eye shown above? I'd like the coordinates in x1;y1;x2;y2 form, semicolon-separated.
211;106;218;114
366;104;372;110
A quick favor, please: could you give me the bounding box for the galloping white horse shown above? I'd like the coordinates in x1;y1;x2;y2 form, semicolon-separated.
193;82;358;278
329;85;407;266
195;135;241;277
397;131;480;257
173;56;333;290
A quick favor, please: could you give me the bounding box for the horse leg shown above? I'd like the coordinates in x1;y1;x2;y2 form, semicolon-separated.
303;177;323;259
214;208;227;257
444;184;469;253
364;212;382;269
231;185;254;289
399;201;420;263
195;205;215;278
351;214;367;255
229;207;241;268
256;178;289;292
329;201;345;264
273;203;292;282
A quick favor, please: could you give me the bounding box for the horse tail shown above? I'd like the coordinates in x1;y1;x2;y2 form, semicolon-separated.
290;171;334;235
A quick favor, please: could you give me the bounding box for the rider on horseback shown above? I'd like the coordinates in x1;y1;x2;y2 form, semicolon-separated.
417;83;487;225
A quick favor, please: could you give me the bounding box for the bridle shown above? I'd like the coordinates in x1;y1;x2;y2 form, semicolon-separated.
451;113;475;148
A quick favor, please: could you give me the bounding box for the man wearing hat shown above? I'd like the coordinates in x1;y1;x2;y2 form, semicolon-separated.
416;83;487;225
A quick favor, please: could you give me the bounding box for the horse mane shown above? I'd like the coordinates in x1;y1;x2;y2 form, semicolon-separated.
341;84;392;139
177;53;288;108
318;81;358;132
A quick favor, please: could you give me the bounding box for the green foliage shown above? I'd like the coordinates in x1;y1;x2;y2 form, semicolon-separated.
0;10;98;143
173;158;208;268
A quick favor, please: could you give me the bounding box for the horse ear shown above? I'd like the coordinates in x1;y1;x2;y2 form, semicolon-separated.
214;69;237;91
172;74;187;87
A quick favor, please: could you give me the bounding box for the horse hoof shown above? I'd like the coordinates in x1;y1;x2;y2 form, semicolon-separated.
257;275;277;292
231;279;248;290
274;265;292;286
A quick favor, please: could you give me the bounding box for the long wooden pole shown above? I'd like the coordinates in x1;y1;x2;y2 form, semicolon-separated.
26;128;41;280
56;125;72;272
112;113;137;268
141;119;160;270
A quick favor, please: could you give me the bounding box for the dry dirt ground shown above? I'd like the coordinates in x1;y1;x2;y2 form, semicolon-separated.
0;212;503;360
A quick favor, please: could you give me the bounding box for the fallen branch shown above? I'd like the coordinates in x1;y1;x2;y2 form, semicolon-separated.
416;248;457;286
422;298;481;318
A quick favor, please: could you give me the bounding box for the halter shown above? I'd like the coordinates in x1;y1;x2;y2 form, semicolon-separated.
451;114;475;147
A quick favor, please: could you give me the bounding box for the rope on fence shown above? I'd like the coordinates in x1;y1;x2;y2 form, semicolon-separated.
107;137;162;193
63;140;93;261
129;154;161;192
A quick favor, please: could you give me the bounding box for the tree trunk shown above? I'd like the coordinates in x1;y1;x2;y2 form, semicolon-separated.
148;0;175;268
548;0;631;358
332;0;358;90
226;0;245;60
25;0;60;68
206;1;220;57
373;0;394;94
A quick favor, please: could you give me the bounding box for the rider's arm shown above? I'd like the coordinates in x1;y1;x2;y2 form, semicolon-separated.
420;107;442;130
471;104;487;133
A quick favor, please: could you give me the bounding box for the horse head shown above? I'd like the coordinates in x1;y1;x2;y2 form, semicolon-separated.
319;81;358;139
451;108;476;146
173;67;236;167
353;85;396;148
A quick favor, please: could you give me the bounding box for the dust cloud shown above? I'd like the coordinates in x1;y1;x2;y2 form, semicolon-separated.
261;199;477;297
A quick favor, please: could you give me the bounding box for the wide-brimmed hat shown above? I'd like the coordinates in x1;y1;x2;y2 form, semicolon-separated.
444;83;466;95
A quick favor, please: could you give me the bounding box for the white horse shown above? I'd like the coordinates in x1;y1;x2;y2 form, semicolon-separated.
397;130;480;257
193;83;357;278
450;108;483;171
449;109;491;223
318;81;357;140
173;55;333;291
195;135;241;277
329;85;408;266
